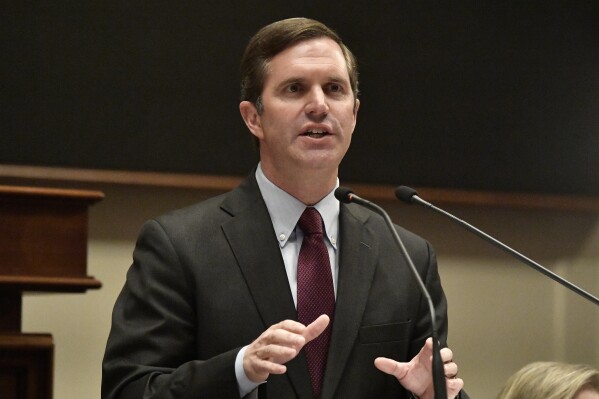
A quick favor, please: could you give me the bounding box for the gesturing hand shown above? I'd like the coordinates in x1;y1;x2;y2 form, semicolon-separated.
374;337;464;399
243;314;329;382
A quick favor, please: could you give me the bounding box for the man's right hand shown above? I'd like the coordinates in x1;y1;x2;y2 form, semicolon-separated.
243;314;330;382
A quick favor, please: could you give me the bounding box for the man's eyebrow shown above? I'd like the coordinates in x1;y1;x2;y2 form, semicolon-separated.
275;76;350;89
327;76;350;85
276;77;306;88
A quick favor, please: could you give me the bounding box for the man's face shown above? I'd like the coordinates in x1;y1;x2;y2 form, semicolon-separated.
241;37;359;178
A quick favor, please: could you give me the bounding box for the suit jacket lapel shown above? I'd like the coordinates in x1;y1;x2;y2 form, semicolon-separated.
220;175;313;399
321;203;378;399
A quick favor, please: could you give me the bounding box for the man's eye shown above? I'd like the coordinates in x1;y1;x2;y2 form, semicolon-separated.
328;83;344;93
287;84;300;93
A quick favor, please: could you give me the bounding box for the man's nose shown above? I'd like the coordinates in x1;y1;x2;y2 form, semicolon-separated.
304;87;329;116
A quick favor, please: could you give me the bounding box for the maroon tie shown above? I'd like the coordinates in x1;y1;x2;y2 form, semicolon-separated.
296;207;335;399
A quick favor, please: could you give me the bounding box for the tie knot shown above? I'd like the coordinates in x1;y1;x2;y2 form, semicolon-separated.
298;207;324;235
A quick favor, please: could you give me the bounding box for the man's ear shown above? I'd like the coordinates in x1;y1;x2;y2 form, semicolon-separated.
239;101;263;140
352;98;360;130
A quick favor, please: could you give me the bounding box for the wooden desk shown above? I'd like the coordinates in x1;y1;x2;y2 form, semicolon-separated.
0;185;103;399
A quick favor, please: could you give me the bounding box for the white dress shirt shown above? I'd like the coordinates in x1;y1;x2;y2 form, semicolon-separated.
235;164;340;397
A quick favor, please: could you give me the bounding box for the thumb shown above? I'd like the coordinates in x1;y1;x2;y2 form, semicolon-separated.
374;357;409;380
303;315;330;343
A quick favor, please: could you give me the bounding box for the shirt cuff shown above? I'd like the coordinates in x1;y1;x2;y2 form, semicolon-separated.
235;346;263;397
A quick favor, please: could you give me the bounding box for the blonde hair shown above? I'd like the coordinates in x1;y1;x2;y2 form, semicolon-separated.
497;361;599;399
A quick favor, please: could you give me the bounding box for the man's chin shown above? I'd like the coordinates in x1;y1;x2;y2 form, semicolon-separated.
297;153;342;169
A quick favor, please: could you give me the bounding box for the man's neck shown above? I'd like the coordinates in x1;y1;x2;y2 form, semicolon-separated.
259;163;337;206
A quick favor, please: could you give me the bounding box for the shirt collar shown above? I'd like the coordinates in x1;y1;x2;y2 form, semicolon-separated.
255;163;339;249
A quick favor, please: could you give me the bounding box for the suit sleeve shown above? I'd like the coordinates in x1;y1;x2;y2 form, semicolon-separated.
101;219;241;399
406;238;449;359
407;238;471;399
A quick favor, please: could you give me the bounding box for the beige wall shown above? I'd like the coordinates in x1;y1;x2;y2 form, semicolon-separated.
22;184;599;399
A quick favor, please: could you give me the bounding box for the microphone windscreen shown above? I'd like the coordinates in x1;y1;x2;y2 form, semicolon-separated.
334;187;354;203
395;186;418;203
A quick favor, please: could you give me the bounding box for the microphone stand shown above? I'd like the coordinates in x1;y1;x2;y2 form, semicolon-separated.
395;186;599;307
335;188;447;399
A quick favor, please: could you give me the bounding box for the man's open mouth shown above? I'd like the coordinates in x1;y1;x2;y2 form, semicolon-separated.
302;129;329;138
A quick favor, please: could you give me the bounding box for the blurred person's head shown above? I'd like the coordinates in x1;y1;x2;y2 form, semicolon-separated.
497;361;599;399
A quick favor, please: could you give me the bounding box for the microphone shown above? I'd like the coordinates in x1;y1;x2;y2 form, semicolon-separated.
334;187;448;399
395;186;599;306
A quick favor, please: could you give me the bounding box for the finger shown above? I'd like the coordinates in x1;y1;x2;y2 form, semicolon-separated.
254;357;288;374
417;337;434;363
253;343;298;364
423;337;434;354
260;327;306;349
246;357;287;381
444;362;458;379
447;377;464;397
303;314;330;343
440;347;454;363
373;357;409;380
272;319;310;334
424;337;434;349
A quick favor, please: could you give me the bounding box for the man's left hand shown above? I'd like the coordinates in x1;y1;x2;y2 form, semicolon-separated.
374;337;464;399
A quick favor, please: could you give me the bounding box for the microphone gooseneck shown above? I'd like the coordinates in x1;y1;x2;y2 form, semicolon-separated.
394;186;599;306
334;187;448;399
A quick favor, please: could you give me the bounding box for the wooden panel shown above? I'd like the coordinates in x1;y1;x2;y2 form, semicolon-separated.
0;185;103;287
1;202;88;278
0;294;21;332
0;334;53;399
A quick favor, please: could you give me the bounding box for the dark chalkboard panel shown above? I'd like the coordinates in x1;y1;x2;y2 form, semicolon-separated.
2;1;598;195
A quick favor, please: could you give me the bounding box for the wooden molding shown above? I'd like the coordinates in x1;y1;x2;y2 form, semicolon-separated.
0;276;102;293
0;164;240;192
1;164;598;211
0;185;104;203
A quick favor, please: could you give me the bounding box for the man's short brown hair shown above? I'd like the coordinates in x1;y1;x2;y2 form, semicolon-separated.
240;17;359;110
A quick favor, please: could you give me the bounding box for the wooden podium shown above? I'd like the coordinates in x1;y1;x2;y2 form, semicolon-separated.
0;185;103;399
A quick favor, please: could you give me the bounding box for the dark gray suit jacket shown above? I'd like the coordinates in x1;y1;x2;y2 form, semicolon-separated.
102;174;451;399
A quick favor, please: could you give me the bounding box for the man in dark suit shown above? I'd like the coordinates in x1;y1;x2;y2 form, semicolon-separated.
102;18;466;399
